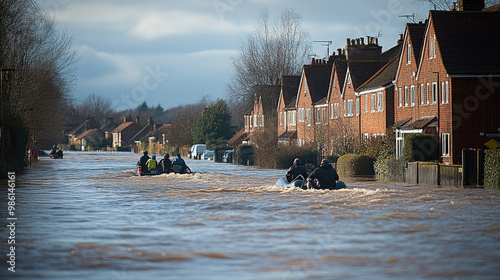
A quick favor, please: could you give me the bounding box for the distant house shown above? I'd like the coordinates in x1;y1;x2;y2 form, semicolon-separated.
243;84;281;144
277;75;300;145
111;115;142;150
100;117;117;147
75;129;104;150
66;117;99;145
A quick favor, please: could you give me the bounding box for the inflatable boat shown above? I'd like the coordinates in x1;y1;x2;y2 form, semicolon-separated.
276;176;346;190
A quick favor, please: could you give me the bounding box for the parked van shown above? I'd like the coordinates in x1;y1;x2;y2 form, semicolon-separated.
189;144;206;159
202;150;214;161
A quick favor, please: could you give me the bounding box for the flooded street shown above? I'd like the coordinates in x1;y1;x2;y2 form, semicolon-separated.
1;151;499;279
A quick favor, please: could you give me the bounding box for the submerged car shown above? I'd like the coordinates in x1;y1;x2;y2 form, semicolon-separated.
222;149;233;163
202;150;214;161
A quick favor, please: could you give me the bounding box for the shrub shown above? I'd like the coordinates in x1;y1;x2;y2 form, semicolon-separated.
484;149;500;189
234;144;255;165
337;153;374;176
374;149;406;182
403;134;438;162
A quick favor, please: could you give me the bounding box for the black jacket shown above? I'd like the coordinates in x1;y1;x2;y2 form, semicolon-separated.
139;155;150;170
308;163;339;190
159;158;172;173
286;164;308;182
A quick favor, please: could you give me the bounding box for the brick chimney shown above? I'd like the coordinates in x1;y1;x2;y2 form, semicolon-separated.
458;0;484;11
135;115;140;123
124;115;132;122
345;37;382;61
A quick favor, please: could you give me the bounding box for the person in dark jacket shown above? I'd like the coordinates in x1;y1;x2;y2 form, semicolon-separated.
306;159;340;190
159;153;172;173
139;151;150;173
286;158;308;183
172;154;191;174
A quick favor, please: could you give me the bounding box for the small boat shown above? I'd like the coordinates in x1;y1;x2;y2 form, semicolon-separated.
135;165;193;176
276;176;346;190
276;176;306;189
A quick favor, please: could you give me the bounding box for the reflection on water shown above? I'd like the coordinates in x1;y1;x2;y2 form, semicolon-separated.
1;151;499;280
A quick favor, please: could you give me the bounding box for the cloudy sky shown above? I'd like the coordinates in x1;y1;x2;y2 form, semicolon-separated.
40;0;432;110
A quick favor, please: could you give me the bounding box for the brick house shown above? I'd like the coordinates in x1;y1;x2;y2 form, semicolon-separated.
394;8;500;164
243;84;281;144
111;115;142;149
277;75;301;145
295;59;333;145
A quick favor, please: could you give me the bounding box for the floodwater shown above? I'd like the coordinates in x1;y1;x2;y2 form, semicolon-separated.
1;151;499;280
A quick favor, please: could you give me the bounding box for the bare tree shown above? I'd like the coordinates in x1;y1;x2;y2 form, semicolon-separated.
79;94;113;124
227;8;311;127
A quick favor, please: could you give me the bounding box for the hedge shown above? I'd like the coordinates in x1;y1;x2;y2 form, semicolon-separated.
337;153;374;176
233;144;255;166
484;149;500;189
403;134;438;162
374;149;406;182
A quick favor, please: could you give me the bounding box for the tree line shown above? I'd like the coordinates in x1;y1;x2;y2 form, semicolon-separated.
0;0;78;176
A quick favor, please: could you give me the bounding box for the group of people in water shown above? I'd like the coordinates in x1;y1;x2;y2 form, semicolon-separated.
138;151;191;175
286;158;343;190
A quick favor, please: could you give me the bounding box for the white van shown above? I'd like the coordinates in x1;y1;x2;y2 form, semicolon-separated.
190;144;206;159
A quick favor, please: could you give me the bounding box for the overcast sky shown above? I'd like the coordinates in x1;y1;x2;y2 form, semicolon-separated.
40;0;433;111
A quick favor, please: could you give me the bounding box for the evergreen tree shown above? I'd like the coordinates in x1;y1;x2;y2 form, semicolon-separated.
193;99;232;145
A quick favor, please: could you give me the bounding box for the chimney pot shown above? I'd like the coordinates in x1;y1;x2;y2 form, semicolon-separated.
346;38;351;46
135;116;140;123
337;48;342;56
360;37;364;45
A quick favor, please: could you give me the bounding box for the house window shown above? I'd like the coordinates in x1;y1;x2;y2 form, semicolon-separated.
407;44;412;64
442;133;450;157
343;100;346;116
365;95;368;112
428;36;436;59
279;112;282;126
315;107;321;124
396;130;404;159
322;107;326;123
330;103;334;119
420;84;424;105
404;86;408;106
334;103;339;118
398;87;402;107
371;93;376;112
432;82;438;103
283;111;287;127
298;108;304;122
346;99;354;116
249;115;253;127
441;82;445;104
410;85;416;106
356;98;360;116
377;92;384;111
306;108;311;126
261;115;264;127
426;83;430;104
445;81;449;104
291;111;296;126
364;133;369;141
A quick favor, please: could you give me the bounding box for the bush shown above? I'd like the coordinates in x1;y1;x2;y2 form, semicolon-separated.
337;153;374;176
234;144;255;165
403;134;438;162
374;149;406;182
484;149;500;189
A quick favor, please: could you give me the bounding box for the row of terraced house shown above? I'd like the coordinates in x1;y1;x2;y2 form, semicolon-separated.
232;3;500;165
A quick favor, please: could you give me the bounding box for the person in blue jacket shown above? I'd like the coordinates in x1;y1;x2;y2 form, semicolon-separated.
172;154;191;174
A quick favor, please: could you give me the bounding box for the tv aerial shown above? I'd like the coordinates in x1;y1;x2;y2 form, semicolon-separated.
399;13;415;23
313;40;332;58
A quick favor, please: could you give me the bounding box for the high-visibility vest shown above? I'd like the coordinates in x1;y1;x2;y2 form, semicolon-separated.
147;159;157;169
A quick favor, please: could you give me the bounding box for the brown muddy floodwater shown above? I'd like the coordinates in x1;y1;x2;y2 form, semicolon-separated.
1;151;499;279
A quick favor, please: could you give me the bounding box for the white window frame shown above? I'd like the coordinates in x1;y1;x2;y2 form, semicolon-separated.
445;81;449;104
398;87;402;107
407;44;412;64
426;83;430;104
432;82;438;104
279;112;282;126
306;108;312;127
365;94;368;112
334;103;339;118
330;103;334;119
396;130;404;159
356;98;360;116
371;93;376;112
404;86;408;107
322;107;326;123
291;111;296;126
441;133;450;157
377;91;384;111
420;84;424;105
410;85;416;106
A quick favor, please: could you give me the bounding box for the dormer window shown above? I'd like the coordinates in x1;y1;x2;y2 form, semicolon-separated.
347;74;351;85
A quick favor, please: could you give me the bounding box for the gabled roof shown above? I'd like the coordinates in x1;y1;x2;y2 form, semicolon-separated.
228;129;248;146
357;56;400;93
112;122;138;133
278;130;297;140
280;75;300;110
100;119;117;132
407;23;426;66
422;10;500;76
302;63;333;104
75;128;103;140
380;41;403;62
67;118;99;135
328;60;348;100
343;61;387;97
255;85;281;115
